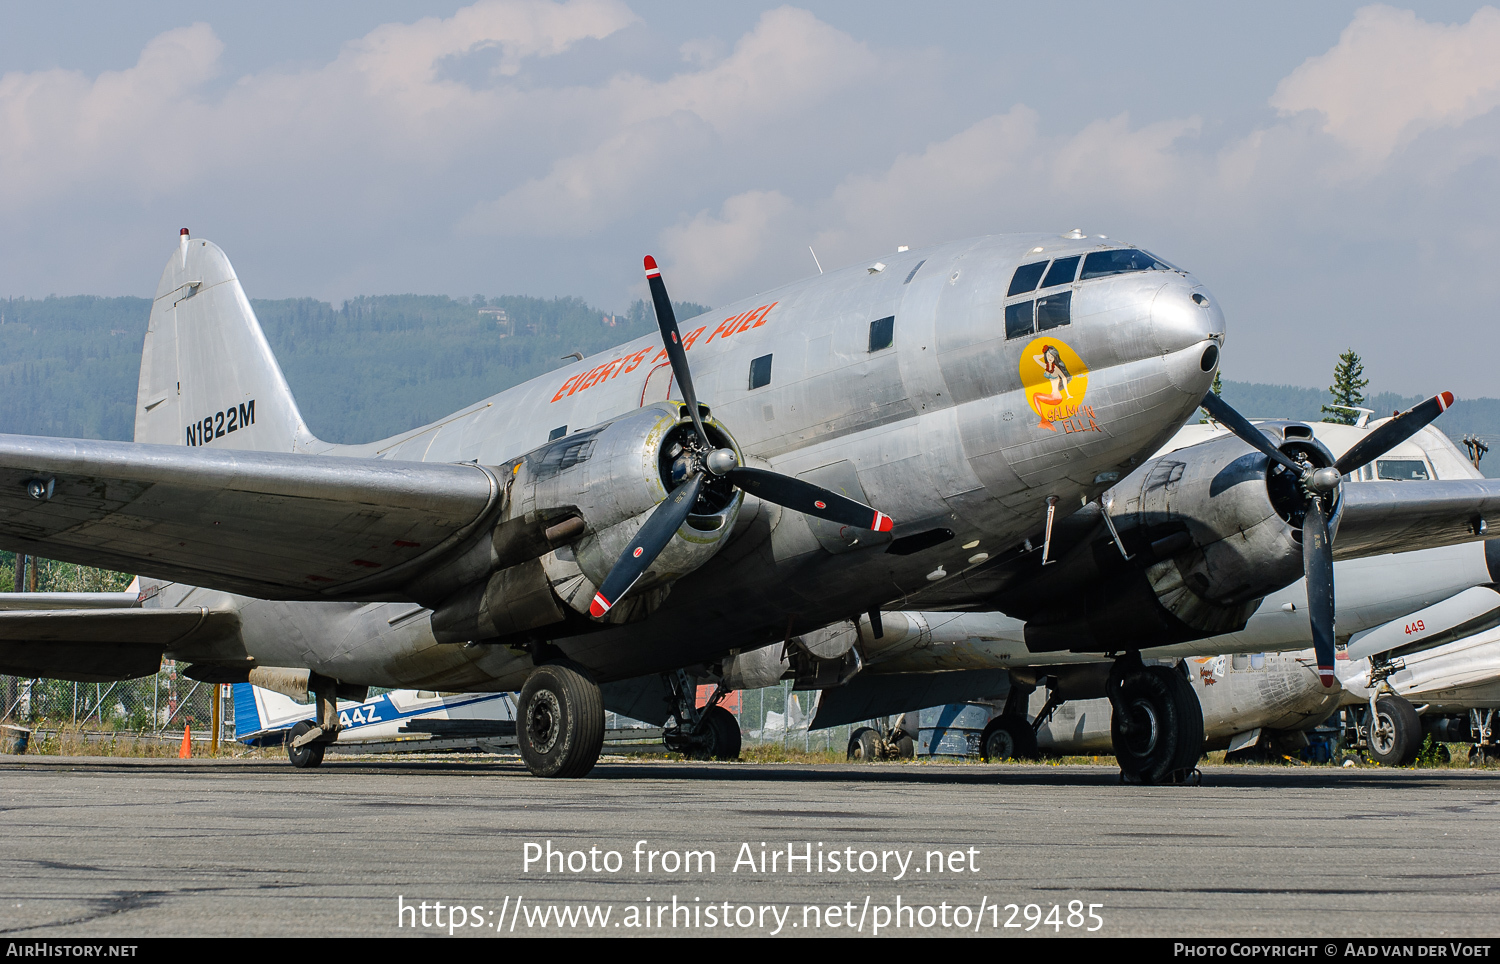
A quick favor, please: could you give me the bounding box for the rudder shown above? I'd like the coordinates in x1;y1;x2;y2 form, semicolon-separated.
135;230;313;452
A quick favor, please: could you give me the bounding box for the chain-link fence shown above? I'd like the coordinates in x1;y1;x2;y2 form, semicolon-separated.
0;660;233;742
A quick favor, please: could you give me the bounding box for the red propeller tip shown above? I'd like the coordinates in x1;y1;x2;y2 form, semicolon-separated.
1319;670;1337;688
643;255;659;275
873;511;894;533
1439;391;1455;410
589;593;611;618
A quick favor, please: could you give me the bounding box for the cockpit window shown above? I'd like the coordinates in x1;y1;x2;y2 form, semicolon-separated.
1375;459;1431;481
1041;255;1080;288
1080;248;1172;280
1007;261;1048;296
1005;301;1034;340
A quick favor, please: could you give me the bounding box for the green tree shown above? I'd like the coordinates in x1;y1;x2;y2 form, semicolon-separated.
1322;348;1369;425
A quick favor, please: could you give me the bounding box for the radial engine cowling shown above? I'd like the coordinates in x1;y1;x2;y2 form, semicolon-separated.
515;402;744;623
998;423;1343;652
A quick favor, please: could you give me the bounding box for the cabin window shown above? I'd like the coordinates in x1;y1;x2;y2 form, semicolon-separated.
1004;301;1034;340
1042;255;1081;288
748;354;773;390
1037;291;1071;331
868;315;895;352
548;426;567;441
1007;261;1048;297
1080;248;1171;280
1375;459;1431;481
903;260;926;284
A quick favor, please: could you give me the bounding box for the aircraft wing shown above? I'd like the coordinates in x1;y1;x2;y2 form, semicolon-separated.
0;434;501;600
0;607;239;682
1334;479;1500;559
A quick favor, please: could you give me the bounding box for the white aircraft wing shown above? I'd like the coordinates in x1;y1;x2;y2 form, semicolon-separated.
0;434;500;601
1333;479;1500;559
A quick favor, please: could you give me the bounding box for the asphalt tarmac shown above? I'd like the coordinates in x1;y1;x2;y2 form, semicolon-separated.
2;755;1498;939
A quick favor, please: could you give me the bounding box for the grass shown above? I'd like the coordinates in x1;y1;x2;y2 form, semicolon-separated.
16;724;273;759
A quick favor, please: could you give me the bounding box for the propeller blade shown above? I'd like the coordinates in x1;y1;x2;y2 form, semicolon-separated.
1200;391;1303;474
1334;392;1455;477
589;474;705;618
726;466;894;532
1302;496;1337;688
643;256;709;448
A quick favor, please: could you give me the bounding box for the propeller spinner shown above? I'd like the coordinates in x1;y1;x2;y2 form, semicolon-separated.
587;257;895;618
1200;390;1455;686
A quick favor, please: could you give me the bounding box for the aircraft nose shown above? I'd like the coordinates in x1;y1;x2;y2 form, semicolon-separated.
1151;282;1222;356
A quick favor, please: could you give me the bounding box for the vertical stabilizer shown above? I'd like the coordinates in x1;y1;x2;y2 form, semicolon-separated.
135;231;314;451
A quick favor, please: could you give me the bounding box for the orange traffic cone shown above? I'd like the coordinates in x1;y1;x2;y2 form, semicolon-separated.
179;724;192;759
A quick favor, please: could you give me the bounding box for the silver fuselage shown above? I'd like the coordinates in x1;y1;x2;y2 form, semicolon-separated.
142;234;1220;689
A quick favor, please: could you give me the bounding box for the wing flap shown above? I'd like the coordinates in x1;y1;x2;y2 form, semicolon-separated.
0;434;500;599
1334;479;1500;559
0;608;239;682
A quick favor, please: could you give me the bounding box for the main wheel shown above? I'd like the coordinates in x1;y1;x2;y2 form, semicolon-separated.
517;661;605;778
1365;695;1420;766
980;716;1039;762
1110;665;1204;784
700;705;742;761
848;727;880;761
286;720;326;769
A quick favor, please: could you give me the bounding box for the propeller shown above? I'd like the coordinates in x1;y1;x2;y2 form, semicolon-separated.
1201;390;1455;687
587;257;895;618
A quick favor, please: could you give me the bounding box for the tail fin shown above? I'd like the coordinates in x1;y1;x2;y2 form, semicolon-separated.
231;681;315;743
135;230;314;452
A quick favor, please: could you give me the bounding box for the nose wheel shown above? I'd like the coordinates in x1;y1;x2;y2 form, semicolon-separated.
1107;654;1204;784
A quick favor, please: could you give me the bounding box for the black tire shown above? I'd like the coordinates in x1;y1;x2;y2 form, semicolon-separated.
980;716;1039;762
848;727;880;761
286;720;325;769
701;705;742;761
1110;665;1204;784
518;661;605;778
1365;695;1420;766
892;733;915;759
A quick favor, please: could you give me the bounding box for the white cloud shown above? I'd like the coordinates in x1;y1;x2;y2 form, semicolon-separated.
1271;4;1500;166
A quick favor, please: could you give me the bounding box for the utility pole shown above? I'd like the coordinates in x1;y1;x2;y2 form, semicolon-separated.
210;685;223;755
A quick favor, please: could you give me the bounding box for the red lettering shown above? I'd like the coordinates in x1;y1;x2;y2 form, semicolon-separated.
551;374;581;402
747;301;778;329
619;348;651;375
706;313;746;344
681;326;708;350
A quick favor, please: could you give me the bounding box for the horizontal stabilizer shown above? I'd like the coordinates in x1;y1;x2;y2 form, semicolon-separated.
0;607;239;681
1345;586;1500;662
810;668;1011;730
0;434;500;600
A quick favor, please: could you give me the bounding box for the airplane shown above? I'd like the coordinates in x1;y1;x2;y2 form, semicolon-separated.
1335;585;1500;766
845;648;1338;763
782;418;1500;772
232;681;518;765
0;228;1492;783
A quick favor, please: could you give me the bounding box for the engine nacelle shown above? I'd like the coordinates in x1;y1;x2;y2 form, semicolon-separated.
997;422;1342;652
432;403;744;639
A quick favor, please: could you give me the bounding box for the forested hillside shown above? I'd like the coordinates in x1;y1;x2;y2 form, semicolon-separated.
0;294;1494;474
0;294;706;444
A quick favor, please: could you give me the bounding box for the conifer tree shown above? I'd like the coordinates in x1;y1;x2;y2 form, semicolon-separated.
1321;348;1369;424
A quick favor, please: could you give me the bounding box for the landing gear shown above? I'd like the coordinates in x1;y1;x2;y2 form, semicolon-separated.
517;661;605;778
286;720;326;769
845;717;915;761
1364;695;1420;766
661;670;742;761
979;715;1039;762
285;676;342;769
1107;654;1204;784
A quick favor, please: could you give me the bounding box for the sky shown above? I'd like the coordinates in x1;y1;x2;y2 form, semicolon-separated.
1;1;1498;395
